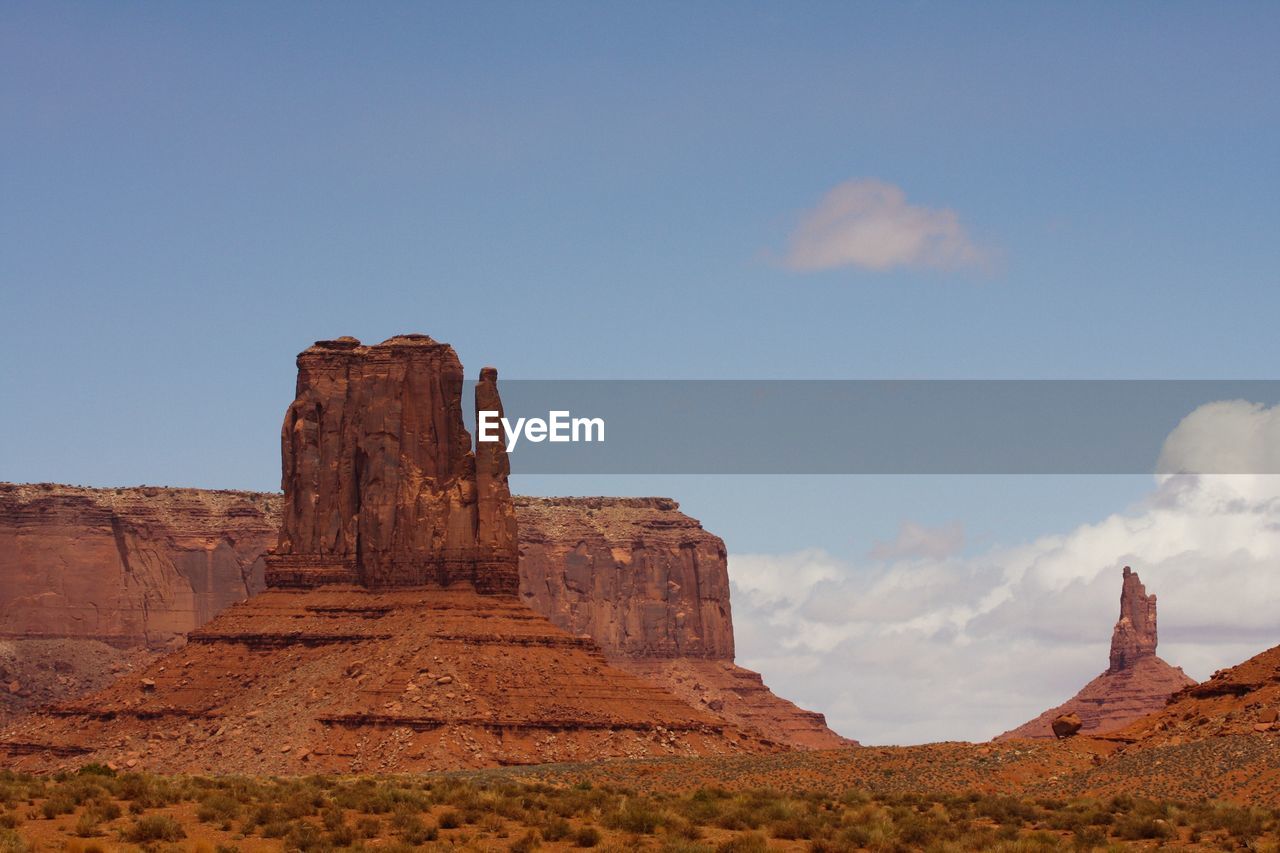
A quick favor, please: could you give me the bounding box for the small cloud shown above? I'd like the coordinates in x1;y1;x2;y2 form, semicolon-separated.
869;520;966;561
786;179;986;272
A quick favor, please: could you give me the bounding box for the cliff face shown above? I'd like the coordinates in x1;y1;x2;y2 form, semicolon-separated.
0;487;733;659
268;335;519;593
516;496;734;660
0;483;848;747
515;495;851;748
0;483;279;648
997;566;1194;741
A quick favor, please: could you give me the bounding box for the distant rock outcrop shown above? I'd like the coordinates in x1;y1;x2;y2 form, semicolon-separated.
997;567;1194;741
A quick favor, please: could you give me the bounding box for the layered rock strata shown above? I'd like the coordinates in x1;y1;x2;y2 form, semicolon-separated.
997;567;1194;740
1;588;763;773
1;335;779;770
267;335;519;593
0;483;279;648
516;495;850;748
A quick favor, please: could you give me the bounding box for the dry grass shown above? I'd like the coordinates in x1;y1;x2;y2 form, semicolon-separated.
2;766;1279;850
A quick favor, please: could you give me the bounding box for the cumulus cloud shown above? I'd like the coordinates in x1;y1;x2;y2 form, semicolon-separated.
1158;399;1280;475
729;401;1280;746
786;179;986;272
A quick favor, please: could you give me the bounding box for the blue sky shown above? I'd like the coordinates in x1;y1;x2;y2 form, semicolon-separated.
3;2;1279;741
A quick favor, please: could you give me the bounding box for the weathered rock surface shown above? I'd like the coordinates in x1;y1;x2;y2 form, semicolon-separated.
1;587;770;773
268;335;519;593
516;496;850;748
0;487;847;747
0;483;279;648
997;567;1194;741
0;639;155;726
1110;566;1158;673
516;496;734;661
1109;641;1280;746
1052;712;1083;739
0;335;785;770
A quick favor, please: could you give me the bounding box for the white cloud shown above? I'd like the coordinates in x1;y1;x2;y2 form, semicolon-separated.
1158;399;1280;476
729;401;1280;746
786;179;986;272
869;520;965;561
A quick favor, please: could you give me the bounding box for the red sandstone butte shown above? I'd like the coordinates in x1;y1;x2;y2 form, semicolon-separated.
0;335;784;772
0;340;846;750
997;567;1194;741
269;335;519;593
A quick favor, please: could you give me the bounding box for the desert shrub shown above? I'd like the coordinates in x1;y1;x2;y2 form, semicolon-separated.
0;829;31;853
606;798;667;834
282;820;327;852
1072;824;1108;850
716;832;769;853
396;814;438;844
0;813;17;830
280;791;320;820
1196;802;1269;839
438;808;463;829
327;824;357;847
74;810;104;838
243;803;279;832
714;801;763;831
573;825;602;847
355;815;381;838
663;815;704;841
1112;813;1174;841
1107;794;1135;813
540;815;571;841
117;773;183;810
123;814;186;843
76;764;116;778
41;794;77;819
973;795;1038;827
197;792;241;823
770;812;825;840
320;807;345;831
509;829;541;852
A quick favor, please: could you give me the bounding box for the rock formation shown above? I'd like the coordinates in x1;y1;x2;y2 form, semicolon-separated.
0;342;847;750
0;490;848;748
268;335;519;593
1109;566;1158;673
0;483;279;648
517;495;851;748
997;567;1194;741
1051;712;1082;739
0;335;783;772
1109;642;1280;746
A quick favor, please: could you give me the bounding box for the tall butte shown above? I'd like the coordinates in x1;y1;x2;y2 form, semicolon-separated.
0;335;774;772
997;566;1194;740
